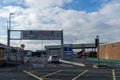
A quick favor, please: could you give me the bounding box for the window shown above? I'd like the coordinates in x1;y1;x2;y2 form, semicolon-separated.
112;43;116;48
105;45;107;48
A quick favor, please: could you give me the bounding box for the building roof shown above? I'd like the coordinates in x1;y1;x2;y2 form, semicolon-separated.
0;43;7;48
0;43;20;50
45;43;96;50
100;41;120;46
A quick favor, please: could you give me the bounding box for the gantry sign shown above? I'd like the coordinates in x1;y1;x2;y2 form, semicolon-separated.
21;30;63;40
9;30;64;58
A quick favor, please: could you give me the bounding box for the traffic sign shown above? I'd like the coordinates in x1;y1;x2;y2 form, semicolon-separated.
63;47;73;60
21;44;25;49
21;30;62;40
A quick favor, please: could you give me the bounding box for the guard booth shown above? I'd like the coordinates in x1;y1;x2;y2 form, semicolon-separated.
63;47;73;60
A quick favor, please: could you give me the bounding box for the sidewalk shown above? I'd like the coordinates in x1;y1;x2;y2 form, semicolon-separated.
87;58;120;68
60;57;120;68
87;58;120;63
60;59;85;67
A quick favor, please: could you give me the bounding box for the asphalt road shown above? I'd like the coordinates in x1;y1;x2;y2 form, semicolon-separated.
0;57;120;80
23;57;120;80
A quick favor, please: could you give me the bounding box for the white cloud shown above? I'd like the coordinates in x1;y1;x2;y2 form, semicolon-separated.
0;0;120;50
25;0;72;9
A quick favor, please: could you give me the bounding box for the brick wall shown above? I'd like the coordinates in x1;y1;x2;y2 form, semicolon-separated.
99;42;120;60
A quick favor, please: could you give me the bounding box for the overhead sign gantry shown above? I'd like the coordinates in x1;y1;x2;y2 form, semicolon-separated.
9;30;64;59
21;30;62;40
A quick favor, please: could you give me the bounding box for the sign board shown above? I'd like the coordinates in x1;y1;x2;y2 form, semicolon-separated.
63;47;73;60
21;44;25;49
21;30;62;40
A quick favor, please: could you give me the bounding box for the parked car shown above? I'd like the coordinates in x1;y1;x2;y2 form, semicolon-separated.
48;55;60;63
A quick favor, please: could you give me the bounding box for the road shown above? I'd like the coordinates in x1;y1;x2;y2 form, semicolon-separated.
23;57;120;80
0;57;120;80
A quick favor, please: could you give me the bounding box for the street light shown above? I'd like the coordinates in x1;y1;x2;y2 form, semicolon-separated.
7;13;14;60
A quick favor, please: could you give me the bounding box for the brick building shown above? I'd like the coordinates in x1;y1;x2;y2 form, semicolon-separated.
99;41;120;60
0;43;6;65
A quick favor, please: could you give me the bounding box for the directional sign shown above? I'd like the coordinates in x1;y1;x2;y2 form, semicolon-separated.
21;30;62;40
63;47;73;60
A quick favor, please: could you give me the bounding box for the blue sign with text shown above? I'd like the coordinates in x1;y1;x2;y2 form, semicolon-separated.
63;47;73;60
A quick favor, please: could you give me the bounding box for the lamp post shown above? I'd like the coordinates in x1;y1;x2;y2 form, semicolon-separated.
7;13;14;60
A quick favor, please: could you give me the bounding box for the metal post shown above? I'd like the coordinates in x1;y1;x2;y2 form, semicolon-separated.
61;30;64;59
96;35;100;64
7;13;14;60
41;40;44;57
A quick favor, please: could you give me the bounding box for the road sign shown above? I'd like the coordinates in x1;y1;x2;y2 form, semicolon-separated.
21;44;25;49
63;47;73;60
21;30;62;40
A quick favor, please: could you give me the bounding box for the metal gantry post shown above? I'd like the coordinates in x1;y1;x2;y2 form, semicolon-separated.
61;30;64;59
7;13;14;60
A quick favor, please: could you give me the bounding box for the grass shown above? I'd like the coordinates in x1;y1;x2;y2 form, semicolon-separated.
87;58;120;63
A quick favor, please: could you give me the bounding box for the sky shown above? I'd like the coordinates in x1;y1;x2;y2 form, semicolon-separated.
0;0;120;51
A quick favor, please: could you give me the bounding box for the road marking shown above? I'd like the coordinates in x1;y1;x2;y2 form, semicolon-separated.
112;69;116;80
23;70;44;80
72;70;88;80
42;70;62;78
60;60;85;66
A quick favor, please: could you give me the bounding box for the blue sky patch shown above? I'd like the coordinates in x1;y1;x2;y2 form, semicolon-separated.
0;0;27;8
62;0;111;13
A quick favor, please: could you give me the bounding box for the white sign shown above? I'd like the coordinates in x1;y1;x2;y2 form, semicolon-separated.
21;30;62;40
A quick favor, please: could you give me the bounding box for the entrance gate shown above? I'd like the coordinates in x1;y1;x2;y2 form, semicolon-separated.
7;30;64;59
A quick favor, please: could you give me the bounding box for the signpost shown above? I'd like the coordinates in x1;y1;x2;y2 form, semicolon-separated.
63;45;73;60
20;44;25;63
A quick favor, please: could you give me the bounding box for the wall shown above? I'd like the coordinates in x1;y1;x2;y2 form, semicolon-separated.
99;42;120;60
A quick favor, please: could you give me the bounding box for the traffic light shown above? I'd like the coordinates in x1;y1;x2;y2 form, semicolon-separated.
95;36;99;47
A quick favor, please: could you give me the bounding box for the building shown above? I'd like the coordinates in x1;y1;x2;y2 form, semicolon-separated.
99;41;120;60
0;43;20;61
0;43;7;65
45;43;96;56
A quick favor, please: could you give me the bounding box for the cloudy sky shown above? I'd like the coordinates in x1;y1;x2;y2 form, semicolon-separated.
0;0;120;51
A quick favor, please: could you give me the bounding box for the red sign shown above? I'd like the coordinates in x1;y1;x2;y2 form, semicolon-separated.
21;44;25;49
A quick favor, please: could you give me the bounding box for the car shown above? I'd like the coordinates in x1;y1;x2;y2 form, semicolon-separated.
48;55;60;63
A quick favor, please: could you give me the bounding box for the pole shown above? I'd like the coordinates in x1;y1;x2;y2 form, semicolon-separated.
7;13;14;60
96;35;100;64
61;30;64;59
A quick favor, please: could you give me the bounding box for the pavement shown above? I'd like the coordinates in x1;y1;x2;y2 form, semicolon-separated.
60;57;120;68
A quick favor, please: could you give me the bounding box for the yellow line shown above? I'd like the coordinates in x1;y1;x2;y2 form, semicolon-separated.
23;70;44;80
72;70;88;80
42;70;62;78
112;69;116;80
